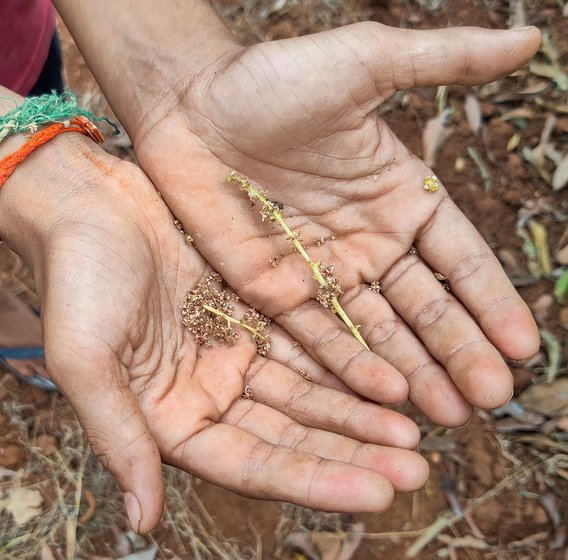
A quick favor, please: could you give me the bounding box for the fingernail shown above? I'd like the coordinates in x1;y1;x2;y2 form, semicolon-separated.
124;492;141;533
456;414;473;430
513;25;536;32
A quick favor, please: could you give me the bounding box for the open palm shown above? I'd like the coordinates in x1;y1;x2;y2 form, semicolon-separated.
136;22;541;428
36;144;426;533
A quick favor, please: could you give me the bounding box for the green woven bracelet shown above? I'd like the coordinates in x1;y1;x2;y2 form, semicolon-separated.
0;90;118;144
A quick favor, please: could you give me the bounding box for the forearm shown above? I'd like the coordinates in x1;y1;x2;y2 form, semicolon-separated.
53;0;241;144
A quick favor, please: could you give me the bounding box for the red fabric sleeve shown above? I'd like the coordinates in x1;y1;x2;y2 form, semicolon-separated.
0;0;57;96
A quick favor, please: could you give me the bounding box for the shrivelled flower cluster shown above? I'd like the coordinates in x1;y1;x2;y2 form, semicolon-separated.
241;308;272;356
173;219;194;245
181;273;272;355
181;274;239;346
316;263;342;310
369;280;381;294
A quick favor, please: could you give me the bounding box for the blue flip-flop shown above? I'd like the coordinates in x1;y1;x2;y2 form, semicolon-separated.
0;346;58;392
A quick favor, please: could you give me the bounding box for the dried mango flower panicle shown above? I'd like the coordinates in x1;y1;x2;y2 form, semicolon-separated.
181;274;239;346
181;273;271;355
227;171;369;351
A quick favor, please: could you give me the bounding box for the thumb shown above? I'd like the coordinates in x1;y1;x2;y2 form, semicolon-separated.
300;23;540;105
378;24;541;90
270;23;540;115
46;347;164;534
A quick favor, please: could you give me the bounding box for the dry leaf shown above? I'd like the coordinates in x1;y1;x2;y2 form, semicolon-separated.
518;378;568;416
552;154;568;191
556;244;568;265
490;81;549;102
560;307;568;328
501;108;535;120
0;466;19;479
528;220;553;277
437;534;490;550
455;156;465;171
41;544;56;560
492;400;545;425
0;487;43;526
507;133;521;152
35;434;58;456
508;0;527;28
415;0;446;13
522;145;551;183
117;546;158;560
529;61;568;91
285;523;364;560
420;434;457;452
0;444;28;469
422;108;452;167
539;328;561;381
464;94;482;135
111;523;133;557
555;417;568;432
531;293;554;320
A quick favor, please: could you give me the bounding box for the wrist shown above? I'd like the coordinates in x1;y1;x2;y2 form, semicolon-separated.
53;0;242;143
0;126;107;268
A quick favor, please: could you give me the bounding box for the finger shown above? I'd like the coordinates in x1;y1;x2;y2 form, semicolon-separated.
166;423;395;513
339;284;473;427
380;253;514;410
243;358;419;449
266;318;355;395
415;195;539;360
223;399;429;492
275;301;409;405
380;25;541;91
45;342;164;534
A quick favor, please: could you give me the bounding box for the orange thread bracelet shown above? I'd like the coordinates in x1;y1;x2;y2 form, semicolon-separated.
0;116;104;188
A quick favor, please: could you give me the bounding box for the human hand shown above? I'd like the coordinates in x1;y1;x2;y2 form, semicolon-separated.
131;23;541;428
0;130;427;533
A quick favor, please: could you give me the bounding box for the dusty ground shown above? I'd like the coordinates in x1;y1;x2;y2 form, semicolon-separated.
1;0;568;559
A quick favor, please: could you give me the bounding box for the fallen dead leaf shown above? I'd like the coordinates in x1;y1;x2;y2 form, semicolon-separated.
557;244;568;265
422;108;452;167
35;434;59;456
0;466;19;480
508;0;527;27
420;434;457;452
41;544;56;560
111;523;133;557
518;378;568;416
528;220;553;277
415;0;446;13
492;400;545;425
78;489;97;524
285;523;364;560
117;546;158;560
437;534;490;550
531;293;554;321
464;94;482;135
507;133;521;152
0;443;28;469
555;417;568;432
501;107;535;121
539;328;561;381
552;154;568;191
559;307;568;329
0;486;43;526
